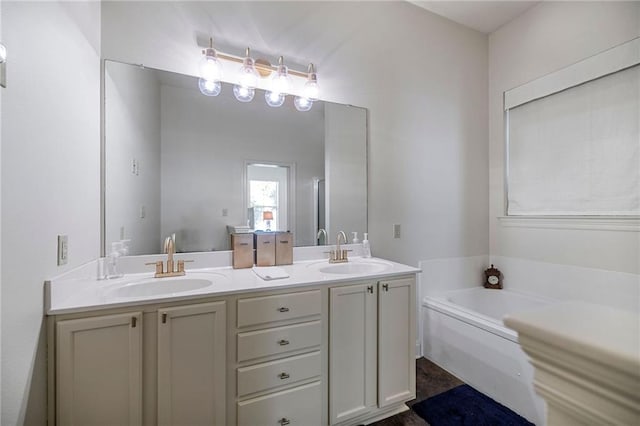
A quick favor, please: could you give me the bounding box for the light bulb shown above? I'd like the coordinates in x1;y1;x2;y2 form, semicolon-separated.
269;56;292;95
302;63;319;100
265;90;285;107
198;78;221;96
294;96;313;112
233;85;255;102
233;48;259;102
199;47;223;82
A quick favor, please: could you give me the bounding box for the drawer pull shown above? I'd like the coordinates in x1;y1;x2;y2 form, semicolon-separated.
279;418;290;426
367;285;373;294
278;307;290;313
382;283;389;292
278;372;290;380
278;339;290;346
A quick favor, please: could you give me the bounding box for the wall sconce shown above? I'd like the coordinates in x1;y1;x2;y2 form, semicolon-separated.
263;211;274;231
197;39;319;111
0;42;7;88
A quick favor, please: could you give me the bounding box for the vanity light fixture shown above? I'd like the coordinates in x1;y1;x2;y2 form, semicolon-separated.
294;63;319;112
197;40;320;110
265;56;291;108
198;38;223;96
233;47;260;102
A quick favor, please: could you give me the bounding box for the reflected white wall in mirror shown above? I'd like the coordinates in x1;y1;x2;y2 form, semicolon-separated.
104;60;367;255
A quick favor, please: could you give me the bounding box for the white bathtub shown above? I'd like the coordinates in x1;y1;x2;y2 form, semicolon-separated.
422;287;554;425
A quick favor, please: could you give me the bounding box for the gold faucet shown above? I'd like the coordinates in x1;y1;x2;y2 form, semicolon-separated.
328;231;350;263
146;236;192;278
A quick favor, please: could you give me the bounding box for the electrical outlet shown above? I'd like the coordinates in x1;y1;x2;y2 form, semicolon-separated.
222;208;228;217
393;224;401;239
139;205;146;219
120;226;125;240
57;235;68;266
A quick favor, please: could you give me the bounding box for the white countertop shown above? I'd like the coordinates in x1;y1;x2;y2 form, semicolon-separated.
46;256;420;315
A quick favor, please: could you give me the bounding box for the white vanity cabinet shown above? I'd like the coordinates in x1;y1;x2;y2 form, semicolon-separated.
232;289;327;426
329;276;416;425
157;301;227;426
55;312;143;426
50;300;226;426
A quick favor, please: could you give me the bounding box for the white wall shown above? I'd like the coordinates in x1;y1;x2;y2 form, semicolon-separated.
489;1;640;274
160;82;324;251
1;2;101;425
101;1;490;268
105;61;162;255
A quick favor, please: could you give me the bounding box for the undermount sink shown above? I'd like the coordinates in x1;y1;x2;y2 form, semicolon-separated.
311;259;393;275
110;273;224;298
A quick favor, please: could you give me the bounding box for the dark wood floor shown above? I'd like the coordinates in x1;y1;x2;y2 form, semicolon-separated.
370;358;464;426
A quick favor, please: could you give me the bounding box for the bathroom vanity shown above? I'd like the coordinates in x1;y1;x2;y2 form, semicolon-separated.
46;255;419;426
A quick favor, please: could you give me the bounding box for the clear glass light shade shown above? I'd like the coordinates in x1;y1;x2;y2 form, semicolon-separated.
269;62;292;96
233;85;255;102
0;43;6;64
198;78;221;96
198;48;223;82
294;96;313;112
265;90;285;107
233;55;259;102
303;79;320;101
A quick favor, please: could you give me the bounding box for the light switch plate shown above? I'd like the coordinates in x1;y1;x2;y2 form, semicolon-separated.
57;235;68;266
393;224;401;239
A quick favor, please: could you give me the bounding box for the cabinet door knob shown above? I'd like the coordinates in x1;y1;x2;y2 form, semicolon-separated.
278;339;290;346
382;283;389;292
367;285;373;294
278;372;290;380
278;307;290;313
279;418;290;425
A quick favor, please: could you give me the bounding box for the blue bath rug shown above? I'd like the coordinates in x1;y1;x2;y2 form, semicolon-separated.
412;384;535;426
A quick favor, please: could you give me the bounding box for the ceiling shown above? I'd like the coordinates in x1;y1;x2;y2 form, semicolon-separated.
409;1;540;34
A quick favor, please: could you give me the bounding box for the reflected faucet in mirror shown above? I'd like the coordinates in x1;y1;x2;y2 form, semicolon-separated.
317;228;328;245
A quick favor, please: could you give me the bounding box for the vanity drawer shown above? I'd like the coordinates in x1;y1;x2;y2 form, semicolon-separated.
237;381;322;426
237;321;321;362
237;351;321;397
237;290;321;327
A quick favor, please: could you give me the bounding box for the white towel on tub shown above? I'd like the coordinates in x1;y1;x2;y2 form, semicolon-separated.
252;266;290;280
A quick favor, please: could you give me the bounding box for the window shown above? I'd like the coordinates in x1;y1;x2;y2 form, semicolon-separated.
246;163;290;232
249;180;279;231
506;64;639;216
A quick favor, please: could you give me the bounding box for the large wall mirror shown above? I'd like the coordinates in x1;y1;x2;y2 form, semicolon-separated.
103;60;367;255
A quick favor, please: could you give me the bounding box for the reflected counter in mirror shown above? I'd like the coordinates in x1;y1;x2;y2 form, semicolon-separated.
103;60;367;256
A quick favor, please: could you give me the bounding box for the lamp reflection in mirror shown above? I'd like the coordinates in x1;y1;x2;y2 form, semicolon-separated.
198;38;223;96
263;211;274;231
233;47;259;102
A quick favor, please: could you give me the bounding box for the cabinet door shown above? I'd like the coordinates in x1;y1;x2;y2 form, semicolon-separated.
378;277;416;408
329;283;377;424
157;301;226;426
57;312;142;426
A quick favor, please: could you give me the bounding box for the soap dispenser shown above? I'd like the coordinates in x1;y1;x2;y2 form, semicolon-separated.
362;233;371;258
106;240;127;279
351;232;360;244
